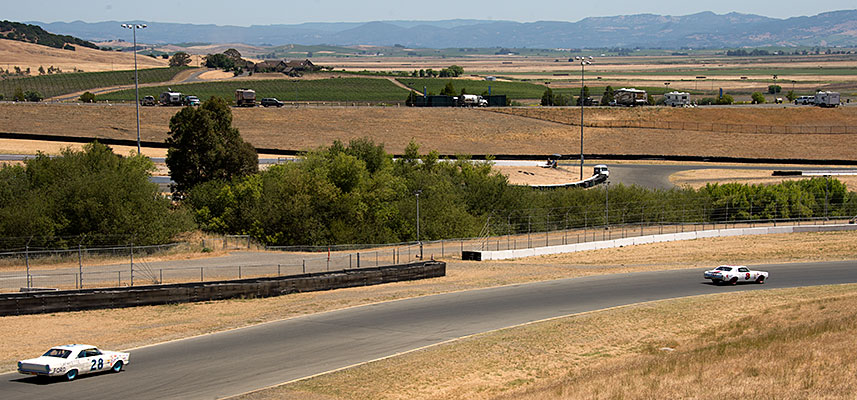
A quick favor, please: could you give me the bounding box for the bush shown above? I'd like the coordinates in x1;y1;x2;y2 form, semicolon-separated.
751;92;766;104
716;94;734;105
768;85;782;94
79;91;96;103
24;90;43;102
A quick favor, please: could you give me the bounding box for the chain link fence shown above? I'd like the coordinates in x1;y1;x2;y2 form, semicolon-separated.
1;198;855;293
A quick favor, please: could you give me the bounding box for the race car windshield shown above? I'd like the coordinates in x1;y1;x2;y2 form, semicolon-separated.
42;349;71;358
715;267;733;271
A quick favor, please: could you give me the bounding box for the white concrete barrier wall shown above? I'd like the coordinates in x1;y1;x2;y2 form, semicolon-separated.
476;224;856;261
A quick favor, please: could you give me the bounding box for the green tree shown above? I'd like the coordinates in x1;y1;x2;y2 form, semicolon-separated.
601;85;615;105
24;90;43;102
79;91;96;103
540;88;554;106
716;94;735;105
13;87;25;102
786;90;797;101
751;92;766;104
768;85;782;94
0;142;193;245
169;52;192;67
448;65;464;77
165;96;259;194
204;53;234;70
439;81;457;96
576;86;591;105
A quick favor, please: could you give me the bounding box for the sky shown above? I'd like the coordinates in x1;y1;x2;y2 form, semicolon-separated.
6;0;856;26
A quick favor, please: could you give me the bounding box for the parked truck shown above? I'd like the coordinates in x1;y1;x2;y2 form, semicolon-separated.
159;90;183;106
458;94;488;107
611;88;648;106
814;91;840;108
235;89;256;107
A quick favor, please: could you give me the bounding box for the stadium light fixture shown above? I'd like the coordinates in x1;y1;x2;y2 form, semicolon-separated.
121;23;147;155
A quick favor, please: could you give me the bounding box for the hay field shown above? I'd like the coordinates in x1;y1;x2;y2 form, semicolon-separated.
2;103;856;160
0;39;167;73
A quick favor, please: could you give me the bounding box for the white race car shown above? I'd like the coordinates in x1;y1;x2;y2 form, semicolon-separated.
18;344;129;380
704;265;768;285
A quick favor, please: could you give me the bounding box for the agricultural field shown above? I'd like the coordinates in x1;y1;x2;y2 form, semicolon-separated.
2;103;857;161
0;66;192;99
97;77;410;103
397;78;678;99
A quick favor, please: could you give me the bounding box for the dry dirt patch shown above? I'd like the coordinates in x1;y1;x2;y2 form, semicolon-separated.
2;230;856;374
670;168;857;190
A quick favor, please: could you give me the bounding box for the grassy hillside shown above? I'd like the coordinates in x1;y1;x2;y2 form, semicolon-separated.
0;67;191;99
98;77;409;103
0;20;97;50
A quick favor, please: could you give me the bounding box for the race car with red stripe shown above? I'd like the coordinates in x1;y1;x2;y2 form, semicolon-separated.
704;265;768;285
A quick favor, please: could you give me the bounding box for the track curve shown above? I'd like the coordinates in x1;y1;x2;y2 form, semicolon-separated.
2;260;857;399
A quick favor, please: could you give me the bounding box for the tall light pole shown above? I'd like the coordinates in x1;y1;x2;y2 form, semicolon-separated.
122;23;147;155
577;56;593;180
415;190;422;259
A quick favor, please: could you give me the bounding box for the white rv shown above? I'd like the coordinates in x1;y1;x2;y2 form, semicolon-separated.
611;88;648;106
814;91;840;108
664;91;691;107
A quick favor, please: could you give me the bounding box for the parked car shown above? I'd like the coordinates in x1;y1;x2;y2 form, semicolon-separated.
261;97;284;107
795;96;814;105
703;265;768;285
183;95;200;106
140;96;156;106
18;344;129;380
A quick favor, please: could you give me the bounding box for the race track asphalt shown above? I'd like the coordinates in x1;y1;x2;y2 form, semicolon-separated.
2;260;857;399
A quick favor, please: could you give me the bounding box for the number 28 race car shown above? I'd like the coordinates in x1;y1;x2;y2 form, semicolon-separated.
704;265;768;285
18;344;129;380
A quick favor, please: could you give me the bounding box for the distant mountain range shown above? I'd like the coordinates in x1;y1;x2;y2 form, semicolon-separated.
31;10;857;49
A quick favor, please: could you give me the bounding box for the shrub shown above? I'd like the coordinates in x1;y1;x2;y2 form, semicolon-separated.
79;91;96;103
751;92;766;104
24;90;43;102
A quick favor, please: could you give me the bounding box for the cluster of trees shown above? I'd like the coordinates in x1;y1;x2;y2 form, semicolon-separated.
11;87;43;102
697;95;734;105
540;88;569;106
169;52;192;67
751;92;766;104
204;49;249;75
0;142;193;248
410;65;464;78
185;140;510;245
540;86;596;107
768;85;782;94
725;49;775;56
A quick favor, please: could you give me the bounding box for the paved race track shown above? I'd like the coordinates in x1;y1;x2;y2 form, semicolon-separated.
3;260;857;399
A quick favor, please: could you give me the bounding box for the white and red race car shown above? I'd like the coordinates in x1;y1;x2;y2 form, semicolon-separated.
18;344;129;380
704;265;768;285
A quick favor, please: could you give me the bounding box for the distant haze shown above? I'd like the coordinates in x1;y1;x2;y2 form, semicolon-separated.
5;1;857;26
29;10;857;49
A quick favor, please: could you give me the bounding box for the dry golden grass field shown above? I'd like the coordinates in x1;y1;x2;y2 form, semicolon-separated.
0;39;167;73
2;103;857;160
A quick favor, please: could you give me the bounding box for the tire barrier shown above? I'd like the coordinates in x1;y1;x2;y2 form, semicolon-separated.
0;261;445;316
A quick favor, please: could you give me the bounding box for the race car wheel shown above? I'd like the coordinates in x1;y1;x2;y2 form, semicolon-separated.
66;369;78;381
729;277;739;285
756;276;765;284
112;361;123;373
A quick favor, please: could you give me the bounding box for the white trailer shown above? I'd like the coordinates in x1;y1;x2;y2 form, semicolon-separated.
814;91;840;108
611;88;648;106
664;91;691;107
159;90;183;106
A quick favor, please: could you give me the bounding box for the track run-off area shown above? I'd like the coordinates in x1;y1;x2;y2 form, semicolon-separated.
2;260;857;399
